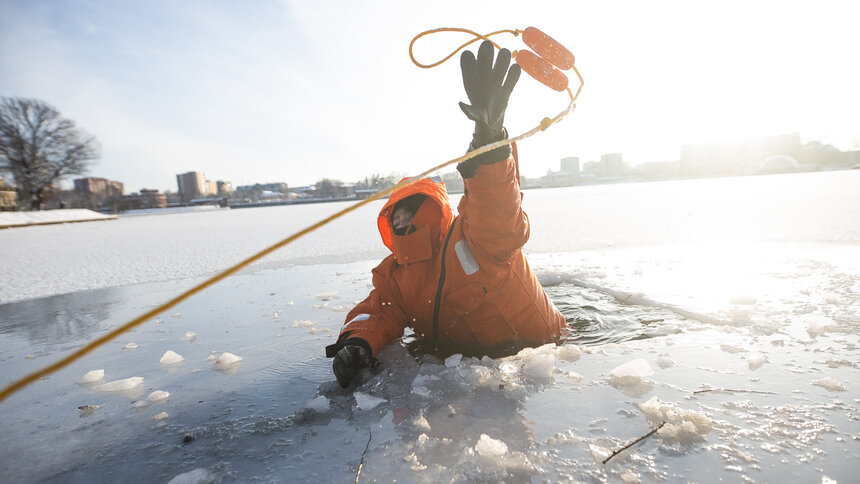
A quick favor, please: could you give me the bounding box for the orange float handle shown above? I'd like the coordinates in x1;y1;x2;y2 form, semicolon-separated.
515;49;569;92
522;26;575;70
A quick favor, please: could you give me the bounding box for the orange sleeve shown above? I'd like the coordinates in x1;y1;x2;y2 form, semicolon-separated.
328;259;406;356
457;155;530;263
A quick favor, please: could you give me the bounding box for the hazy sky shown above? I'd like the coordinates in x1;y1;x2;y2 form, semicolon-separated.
2;0;858;192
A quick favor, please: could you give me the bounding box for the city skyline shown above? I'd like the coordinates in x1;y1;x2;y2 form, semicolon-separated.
2;1;859;193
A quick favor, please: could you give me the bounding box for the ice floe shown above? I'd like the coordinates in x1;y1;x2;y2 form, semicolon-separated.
212;352;243;374
813;377;845;392
354;392;385;410
147;390;170;403
609;359;653;387
77;369;105;384
160;350;184;365
93;376;145;398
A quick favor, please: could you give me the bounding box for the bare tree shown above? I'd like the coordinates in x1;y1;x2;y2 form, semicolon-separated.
0;97;100;210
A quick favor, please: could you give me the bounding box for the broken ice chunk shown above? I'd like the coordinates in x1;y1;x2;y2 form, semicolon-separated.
124;342;138;350
806;322;828;339
160;350;184;366
94;377;145;398
304;396;330;413
638;396;712;444
567;371;583;381
354;392;385;410
656;355;674;369
475;434;508;457
167;468;217;484
185;332;197;343
556;344;581;362
747;353;767;370
813;377;845;392
412;415;431;431
620;470;641;483
589;444;612;463
609;359;653;387
720;344;745;354
147;390;170;403
212;352;243;374
153;411;168;421
522;353;555;381
445;354;463;367
77;369;105;384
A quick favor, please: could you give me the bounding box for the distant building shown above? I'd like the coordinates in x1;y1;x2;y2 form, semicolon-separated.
216;180;234;196
560;157;580;175
234;182;289;202
680;133;802;177
73;177;125;210
0;178;17;211
121;189;167;210
599;153;624;178
176;171;217;202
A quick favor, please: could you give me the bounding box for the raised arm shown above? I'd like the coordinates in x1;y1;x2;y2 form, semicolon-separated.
454;41;528;261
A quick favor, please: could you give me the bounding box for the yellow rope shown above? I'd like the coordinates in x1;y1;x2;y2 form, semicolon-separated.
0;34;583;404
409;28;519;68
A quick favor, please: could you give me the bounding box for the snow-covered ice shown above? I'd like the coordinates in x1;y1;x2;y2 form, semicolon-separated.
1;171;859;482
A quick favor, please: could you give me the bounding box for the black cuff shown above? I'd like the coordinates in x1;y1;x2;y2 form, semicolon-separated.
325;337;371;358
457;132;511;179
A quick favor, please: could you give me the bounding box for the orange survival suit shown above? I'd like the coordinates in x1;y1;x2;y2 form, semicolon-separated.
325;148;566;358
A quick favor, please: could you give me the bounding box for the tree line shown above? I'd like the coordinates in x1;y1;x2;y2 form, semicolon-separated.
0;97;99;210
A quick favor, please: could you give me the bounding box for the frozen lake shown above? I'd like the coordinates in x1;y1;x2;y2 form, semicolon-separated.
1;170;858;483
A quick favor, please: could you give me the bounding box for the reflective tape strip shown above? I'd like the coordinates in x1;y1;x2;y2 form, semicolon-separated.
343;313;371;329
454;240;480;275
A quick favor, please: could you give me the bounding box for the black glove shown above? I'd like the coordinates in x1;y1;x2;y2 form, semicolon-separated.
457;40;521;178
332;340;373;388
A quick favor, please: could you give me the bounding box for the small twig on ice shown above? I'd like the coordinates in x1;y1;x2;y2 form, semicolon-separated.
693;387;776;395
602;421;665;465
354;428;372;484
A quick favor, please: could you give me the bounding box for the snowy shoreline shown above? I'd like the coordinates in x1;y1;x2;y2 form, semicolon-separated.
0;209;116;229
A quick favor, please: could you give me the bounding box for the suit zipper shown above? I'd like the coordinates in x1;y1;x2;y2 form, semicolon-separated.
432;216;458;341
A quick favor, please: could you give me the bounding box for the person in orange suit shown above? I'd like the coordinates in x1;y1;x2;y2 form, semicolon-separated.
326;41;566;387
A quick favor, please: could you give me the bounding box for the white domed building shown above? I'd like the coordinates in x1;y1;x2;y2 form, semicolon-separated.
758;155;801;174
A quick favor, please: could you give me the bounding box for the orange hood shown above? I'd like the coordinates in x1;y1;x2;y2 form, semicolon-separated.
377;177;454;256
